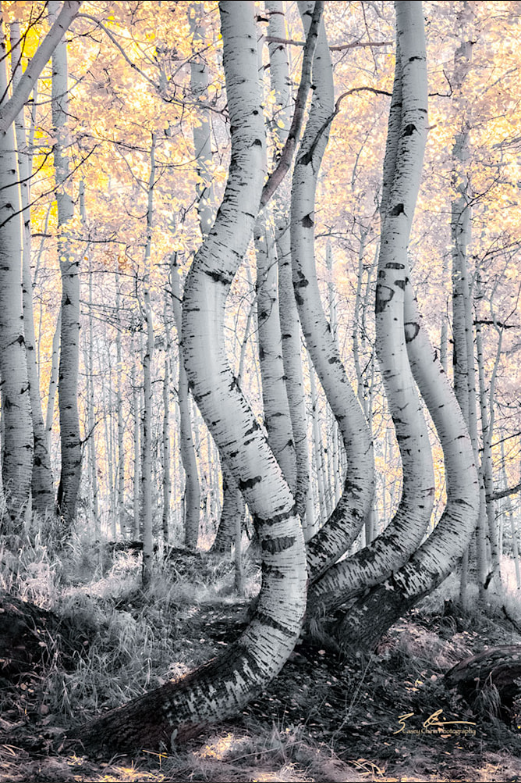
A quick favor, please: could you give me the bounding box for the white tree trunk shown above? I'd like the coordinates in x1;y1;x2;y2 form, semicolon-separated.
255;218;296;489
170;255;200;549
10;22;54;518
291;2;374;580
141;134;156;587
266;0;312;527
50;0;82;530
0;12;33;528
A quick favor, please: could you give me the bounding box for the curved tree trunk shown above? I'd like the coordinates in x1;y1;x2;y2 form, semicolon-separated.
335;283;479;648
290;1;374;581
51;0;82;532
267;0;312;528
10;23;54;519
71;3;306;754
307;4;434;623
211;461;245;554
0;12;33;528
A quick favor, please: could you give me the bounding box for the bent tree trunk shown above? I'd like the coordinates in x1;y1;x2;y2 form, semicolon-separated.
71;2;306;754
268;0;312;527
307;0;435;625
0;15;33;528
332;1;478;650
290;1;374;581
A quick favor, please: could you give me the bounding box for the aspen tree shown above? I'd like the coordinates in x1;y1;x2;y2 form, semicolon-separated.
50;0;82;531
10;22;54;519
291;1;375;581
0;8;33;527
74;1;307;751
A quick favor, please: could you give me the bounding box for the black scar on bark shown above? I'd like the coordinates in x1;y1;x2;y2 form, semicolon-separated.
395;278;408;290
402;123;416;136
385;262;405;270
261;535;296;555
389;203;406;216
243;420;261;437
294;278;309;288
239;476;262;491
301;214;314;228
375;284;394;313
252;610;295;638
378;270;386;279
204;269;230;285
404;322;420;343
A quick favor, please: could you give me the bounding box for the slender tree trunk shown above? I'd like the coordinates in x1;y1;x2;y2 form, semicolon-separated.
131;358;140;541
10;22;54;519
116;264;126;537
170;255;200;550
476;319;502;591
307;8;435;623
51;0;81;531
265;0;313;529
501;442;520;590
141;134;156;587
291;1;374;583
162;297;171;548
255;219;296;489
45;313;61;453
325;1;475;650
0;12;33;529
85;257;99;537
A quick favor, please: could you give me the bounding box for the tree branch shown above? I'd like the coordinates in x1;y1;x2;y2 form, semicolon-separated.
0;1;82;134
260;1;323;209
487;481;521;503
265;35;392;52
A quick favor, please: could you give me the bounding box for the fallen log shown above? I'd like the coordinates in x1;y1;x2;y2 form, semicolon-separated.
444;645;521;723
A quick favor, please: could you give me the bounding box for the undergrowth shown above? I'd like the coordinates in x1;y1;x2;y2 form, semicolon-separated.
1;535;521;781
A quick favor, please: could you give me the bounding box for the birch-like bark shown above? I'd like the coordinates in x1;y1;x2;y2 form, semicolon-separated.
131;359;140;540
255;219;296;489
74;3;306;752
266;19;311;525
189;4;243;552
10;22;54;518
45;312;61;452
254;17;295;494
291;2;374;579
170;255;200;550
115;264;126;537
308;4;435;622
501;441;520;590
141;134;156;587
50;0;81;530
476;319;501;590
334;282;479;648
0;11;33;527
162;297;171;547
0;1;82;135
85;252;99;536
325;241;342;508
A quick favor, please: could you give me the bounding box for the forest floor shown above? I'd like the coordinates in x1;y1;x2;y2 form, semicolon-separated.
1;539;521;782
